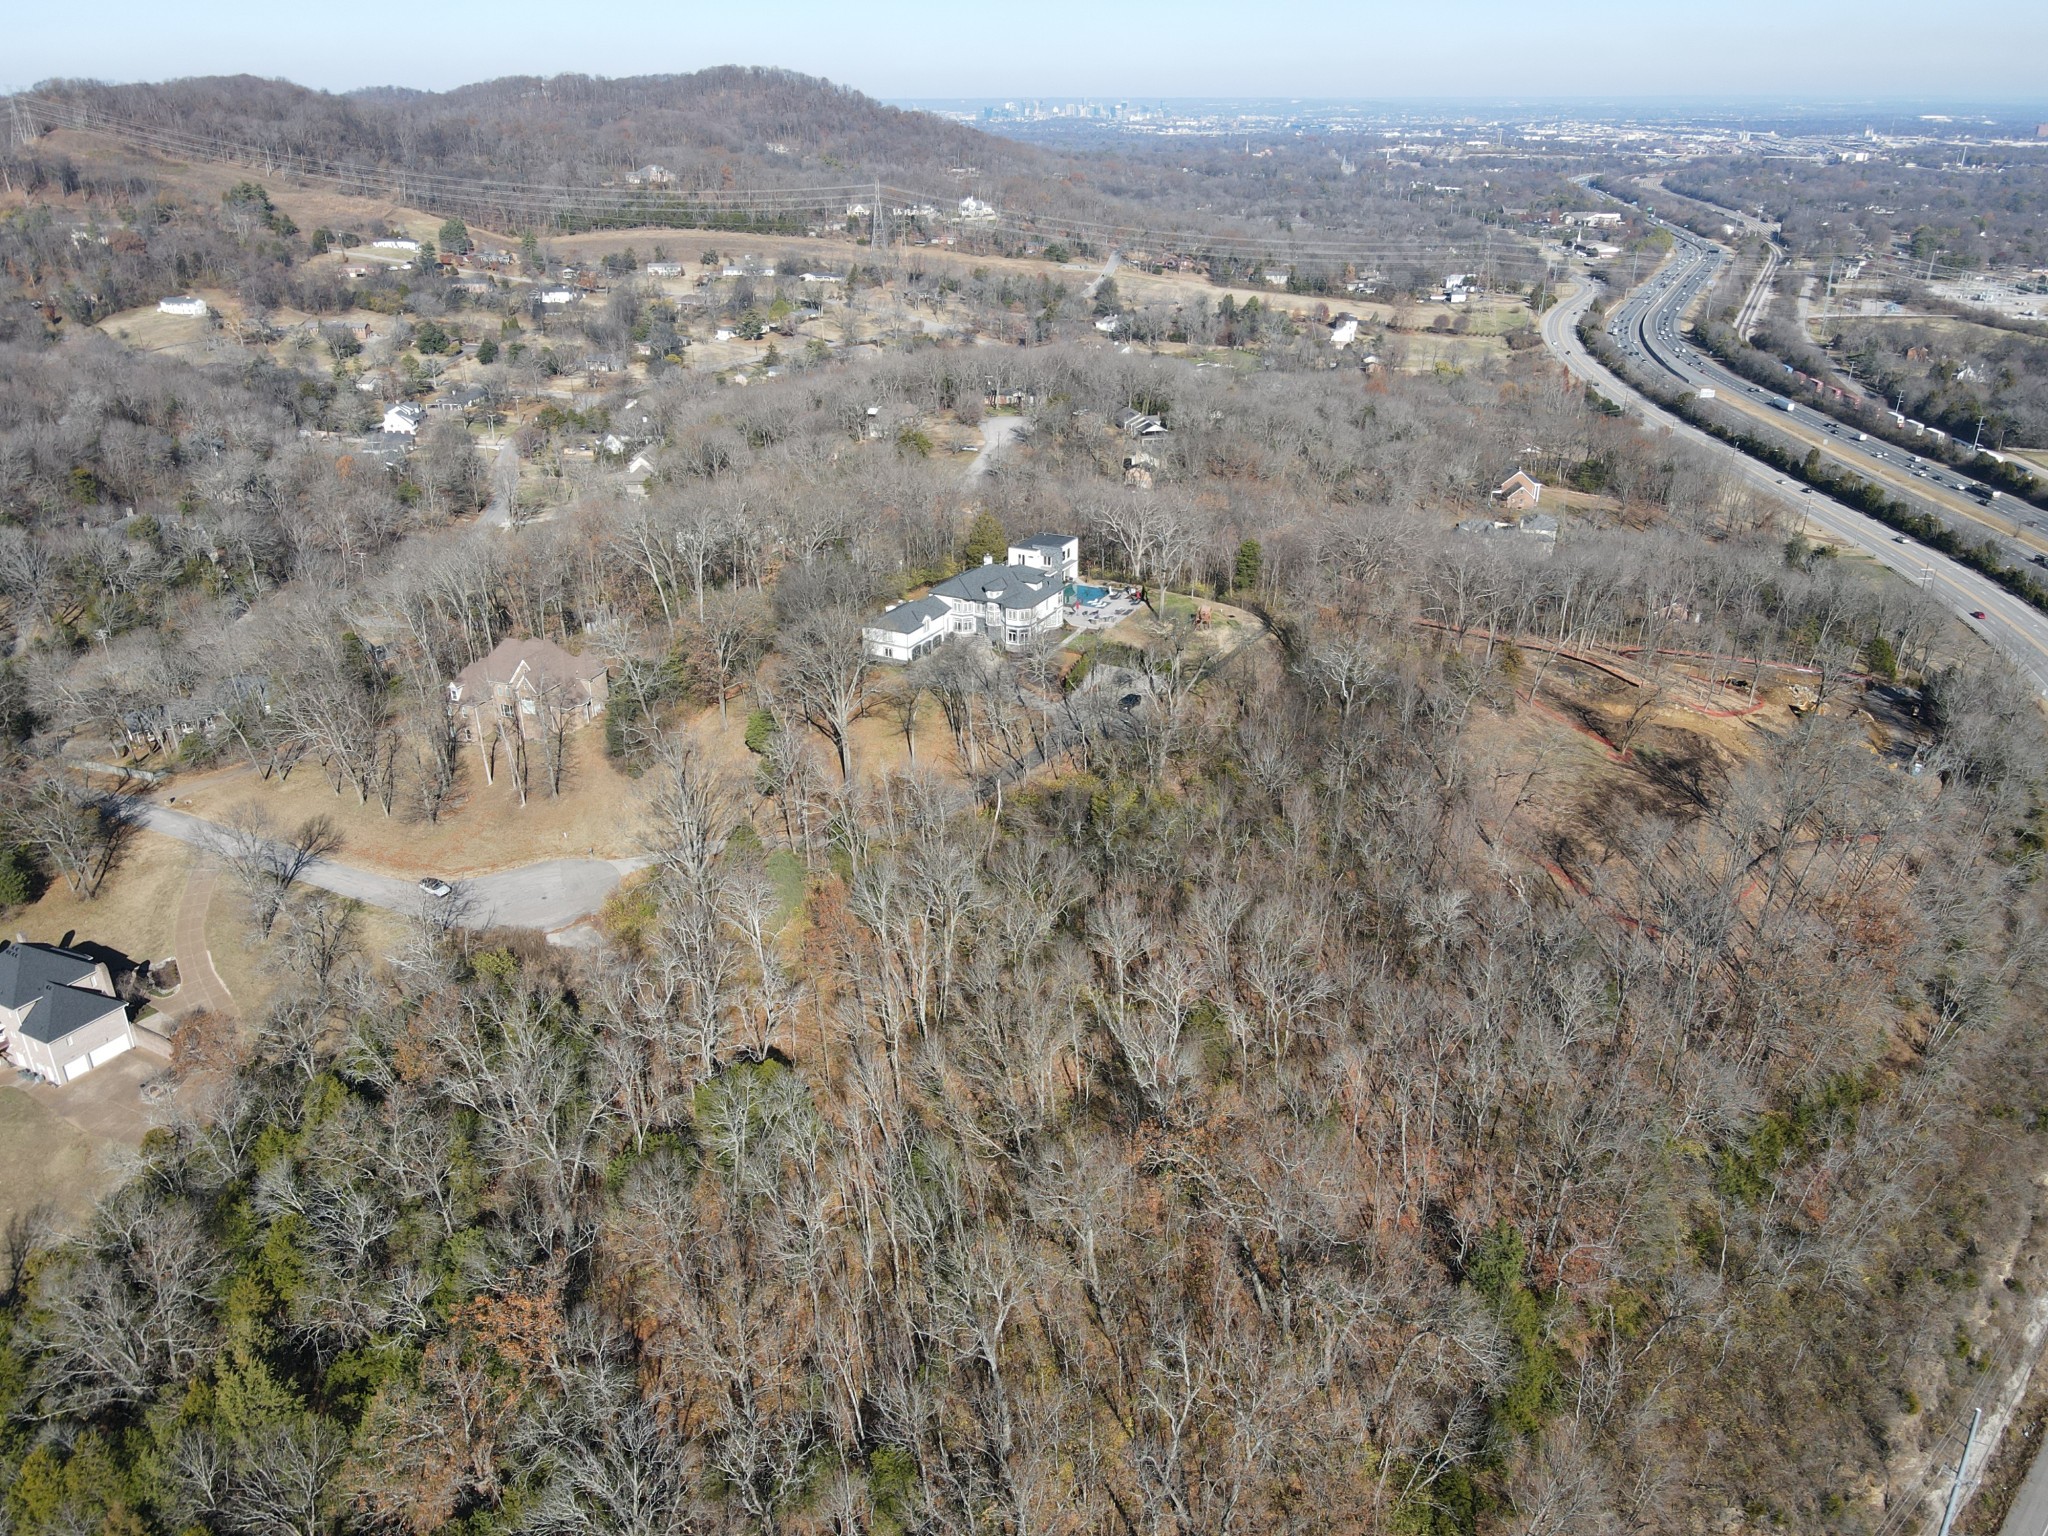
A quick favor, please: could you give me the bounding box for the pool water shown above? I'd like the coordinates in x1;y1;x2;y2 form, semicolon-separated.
1070;583;1109;604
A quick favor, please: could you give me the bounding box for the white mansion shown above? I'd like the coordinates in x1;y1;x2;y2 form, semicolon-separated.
863;535;1081;663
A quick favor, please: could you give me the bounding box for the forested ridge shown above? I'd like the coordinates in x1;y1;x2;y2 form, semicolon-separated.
2;91;2048;1536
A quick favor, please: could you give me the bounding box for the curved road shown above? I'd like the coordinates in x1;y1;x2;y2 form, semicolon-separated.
1542;274;2048;694
1594;203;2043;559
132;803;645;933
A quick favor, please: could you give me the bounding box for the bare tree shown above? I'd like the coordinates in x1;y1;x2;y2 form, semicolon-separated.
777;607;868;781
211;803;344;938
696;586;769;725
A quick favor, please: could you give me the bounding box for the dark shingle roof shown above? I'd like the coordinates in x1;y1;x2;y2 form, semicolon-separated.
867;596;951;636
1014;534;1074;552
19;984;126;1045
0;943;100;1012
930;565;1061;608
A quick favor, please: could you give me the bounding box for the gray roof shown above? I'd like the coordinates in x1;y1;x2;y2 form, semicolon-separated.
19;984;126;1045
867;596;951;636
0;943;100;1012
931;564;1062;608
1014;534;1074;552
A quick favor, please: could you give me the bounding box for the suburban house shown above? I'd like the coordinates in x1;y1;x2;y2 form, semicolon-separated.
1329;315;1360;349
862;538;1075;663
862;596;954;663
157;295;209;317
1006;534;1081;583
432;385;489;413
626;164;675;187
959;196;997;222
540;288;580;306
930;559;1066;649
382;402;427;436
1492;469;1544;510
448;636;609;740
372;236;421;252
646;261;684;277
0;942;134;1085
1114;408;1168;438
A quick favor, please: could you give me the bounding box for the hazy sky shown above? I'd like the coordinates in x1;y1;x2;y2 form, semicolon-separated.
7;0;2048;105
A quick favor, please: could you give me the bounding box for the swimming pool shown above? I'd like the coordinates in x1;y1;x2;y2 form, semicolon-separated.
1070;583;1109;604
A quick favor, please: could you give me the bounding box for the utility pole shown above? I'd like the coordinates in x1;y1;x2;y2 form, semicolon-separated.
1971;416;1985;454
1935;1408;1980;1536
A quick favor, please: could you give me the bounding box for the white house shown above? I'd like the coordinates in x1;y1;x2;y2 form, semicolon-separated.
959;196;997;222
930;558;1065;650
626;165;674;187
800;272;843;284
646;261;684;277
1329;315;1359;348
372;237;421;252
382;402;427;436
0;942;133;1085
1007;534;1080;584
862;596;953;662
157;295;208;316
1094;315;1122;334
540;288;580;306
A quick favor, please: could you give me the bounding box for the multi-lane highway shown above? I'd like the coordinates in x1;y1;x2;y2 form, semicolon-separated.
1596;211;2048;561
1539;267;2048;694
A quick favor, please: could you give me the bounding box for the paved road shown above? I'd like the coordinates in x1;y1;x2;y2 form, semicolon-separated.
1541;274;2048;695
2003;1420;2048;1536
132;803;642;933
1082;249;1122;303
477;439;519;531
1589;195;2042;560
965;415;1027;483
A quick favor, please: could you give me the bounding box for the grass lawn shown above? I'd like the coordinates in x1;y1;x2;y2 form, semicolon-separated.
6;831;192;969
0;1087;117;1236
764;850;806;929
163;729;648;876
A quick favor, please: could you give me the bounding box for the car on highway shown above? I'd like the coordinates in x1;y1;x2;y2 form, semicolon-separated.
1969;610;1988;621
1892;535;1909;543
418;877;454;898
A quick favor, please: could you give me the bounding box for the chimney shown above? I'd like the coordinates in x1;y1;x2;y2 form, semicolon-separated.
984;553;994;565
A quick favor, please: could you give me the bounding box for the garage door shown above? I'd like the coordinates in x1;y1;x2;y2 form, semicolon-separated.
89;1033;133;1069
61;1054;90;1081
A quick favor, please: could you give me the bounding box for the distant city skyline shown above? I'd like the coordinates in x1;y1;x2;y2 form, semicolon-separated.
7;0;2048;106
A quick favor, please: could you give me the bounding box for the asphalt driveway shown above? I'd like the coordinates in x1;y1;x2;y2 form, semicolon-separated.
130;803;644;933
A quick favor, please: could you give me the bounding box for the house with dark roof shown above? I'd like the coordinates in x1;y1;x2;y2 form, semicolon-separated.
448;637;609;742
0;942;133;1084
862;596;953;663
929;558;1066;650
1492;469;1544;510
862;531;1077;662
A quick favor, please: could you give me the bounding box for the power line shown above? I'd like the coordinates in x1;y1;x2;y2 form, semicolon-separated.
6;91;1547;276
